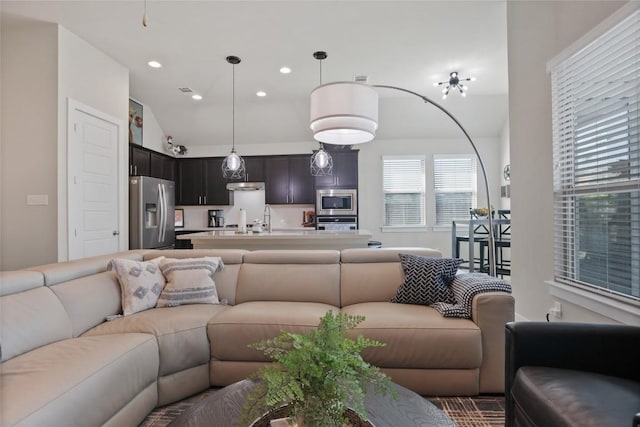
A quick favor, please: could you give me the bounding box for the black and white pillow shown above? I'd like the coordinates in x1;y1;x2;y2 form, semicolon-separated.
390;254;462;306
431;273;512;318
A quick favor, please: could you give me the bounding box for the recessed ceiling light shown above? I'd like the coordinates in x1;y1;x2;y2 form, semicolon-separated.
256;91;267;97
279;67;292;74
148;60;162;68
192;94;203;100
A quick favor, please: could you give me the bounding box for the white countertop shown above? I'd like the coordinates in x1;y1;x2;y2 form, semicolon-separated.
176;227;313;232
177;229;373;250
177;229;371;239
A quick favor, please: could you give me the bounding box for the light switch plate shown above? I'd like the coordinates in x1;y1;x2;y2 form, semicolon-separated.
26;194;49;205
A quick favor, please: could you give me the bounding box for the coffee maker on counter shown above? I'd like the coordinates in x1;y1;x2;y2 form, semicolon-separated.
208;209;225;227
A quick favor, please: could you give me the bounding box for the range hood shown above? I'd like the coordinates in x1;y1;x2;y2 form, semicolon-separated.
226;182;265;191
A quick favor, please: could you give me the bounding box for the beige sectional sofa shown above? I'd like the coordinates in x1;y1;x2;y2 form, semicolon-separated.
0;247;514;427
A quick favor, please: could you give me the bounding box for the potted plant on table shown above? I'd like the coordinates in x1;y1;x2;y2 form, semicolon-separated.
240;311;396;427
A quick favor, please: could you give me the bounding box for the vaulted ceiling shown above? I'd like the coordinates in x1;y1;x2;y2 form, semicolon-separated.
1;1;509;147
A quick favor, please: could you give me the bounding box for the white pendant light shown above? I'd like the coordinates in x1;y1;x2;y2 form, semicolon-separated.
222;56;246;179
310;81;379;144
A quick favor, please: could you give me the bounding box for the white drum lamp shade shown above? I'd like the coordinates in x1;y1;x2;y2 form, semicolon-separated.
310;82;379;144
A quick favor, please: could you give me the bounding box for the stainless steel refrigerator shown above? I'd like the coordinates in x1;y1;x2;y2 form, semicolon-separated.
129;176;175;249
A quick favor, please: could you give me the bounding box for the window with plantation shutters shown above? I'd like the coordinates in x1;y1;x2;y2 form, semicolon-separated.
433;155;477;226
551;9;639;300
383;156;425;226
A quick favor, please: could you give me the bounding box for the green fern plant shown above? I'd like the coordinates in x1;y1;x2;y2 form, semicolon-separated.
240;311;396;427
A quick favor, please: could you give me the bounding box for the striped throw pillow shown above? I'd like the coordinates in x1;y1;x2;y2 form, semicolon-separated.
156;257;224;307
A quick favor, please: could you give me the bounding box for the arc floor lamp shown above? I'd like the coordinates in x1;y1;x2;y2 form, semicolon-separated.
310;80;497;277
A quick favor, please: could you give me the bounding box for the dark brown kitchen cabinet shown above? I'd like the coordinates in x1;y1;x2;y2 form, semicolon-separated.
205;157;233;205
129;144;176;181
177;158;232;206
150;151;176;181
265;155;314;205
129;144;150;176
178;158;205;205
314;150;358;189
225;156;265;183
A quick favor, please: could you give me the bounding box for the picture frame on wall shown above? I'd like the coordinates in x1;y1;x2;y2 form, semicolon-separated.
129;99;143;145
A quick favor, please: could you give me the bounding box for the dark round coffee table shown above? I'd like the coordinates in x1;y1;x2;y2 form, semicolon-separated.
169;380;455;427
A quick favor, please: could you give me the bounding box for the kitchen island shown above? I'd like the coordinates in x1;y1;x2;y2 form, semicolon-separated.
177;229;373;250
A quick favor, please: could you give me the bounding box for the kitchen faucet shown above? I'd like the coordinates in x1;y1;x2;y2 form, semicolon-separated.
263;204;272;232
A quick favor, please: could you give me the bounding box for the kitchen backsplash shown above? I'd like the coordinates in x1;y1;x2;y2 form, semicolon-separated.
177;190;313;229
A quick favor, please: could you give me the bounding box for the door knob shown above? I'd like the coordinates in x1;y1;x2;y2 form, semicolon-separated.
113;231;120;236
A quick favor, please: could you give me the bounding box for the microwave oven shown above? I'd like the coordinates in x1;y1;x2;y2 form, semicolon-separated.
316;189;357;216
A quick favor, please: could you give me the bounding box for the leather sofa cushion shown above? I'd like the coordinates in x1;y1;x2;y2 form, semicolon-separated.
342;302;482;369
1;286;72;362
208;301;338;361
1;333;158;427
84;304;230;376
0;270;44;296
512;366;640;427
49;271;122;337
236;252;340;306
28;249;146;286
340;248;442;306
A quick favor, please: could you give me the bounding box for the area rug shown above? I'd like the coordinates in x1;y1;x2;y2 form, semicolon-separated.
140;389;505;427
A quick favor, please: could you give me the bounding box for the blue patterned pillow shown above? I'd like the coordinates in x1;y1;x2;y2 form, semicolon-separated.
390;254;462;306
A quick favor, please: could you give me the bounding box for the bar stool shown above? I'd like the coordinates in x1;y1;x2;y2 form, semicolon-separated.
479;210;511;277
455;210;492;270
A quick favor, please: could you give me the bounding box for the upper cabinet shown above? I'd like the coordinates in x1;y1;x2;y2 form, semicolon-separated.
150;151;176;182
225;156;265;183
205;157;233;206
177;157;232;206
129;145;150;177
314;150;358;189
129;144;176;181
265;155;314;205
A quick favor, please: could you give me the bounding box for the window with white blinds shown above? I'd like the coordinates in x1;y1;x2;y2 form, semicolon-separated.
383;156;425;226
433;155;477;226
551;9;639;300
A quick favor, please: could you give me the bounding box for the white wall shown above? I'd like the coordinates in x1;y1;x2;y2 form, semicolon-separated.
507;0;627;322
1;19;59;270
498;119;511;211
357;136;502;256
57;27;129;263
0;21;129;270
131;98;168;154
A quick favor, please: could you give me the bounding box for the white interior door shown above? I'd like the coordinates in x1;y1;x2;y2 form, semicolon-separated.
68;102;120;260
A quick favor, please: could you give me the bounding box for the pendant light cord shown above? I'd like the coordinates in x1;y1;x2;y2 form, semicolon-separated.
232;62;235;151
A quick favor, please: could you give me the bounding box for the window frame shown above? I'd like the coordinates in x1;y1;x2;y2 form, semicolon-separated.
550;7;640;305
381;155;426;229
432;154;478;227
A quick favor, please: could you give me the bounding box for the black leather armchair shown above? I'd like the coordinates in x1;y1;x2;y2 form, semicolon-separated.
505;322;640;427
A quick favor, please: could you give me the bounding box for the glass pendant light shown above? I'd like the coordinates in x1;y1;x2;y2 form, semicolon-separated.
310;51;333;177
222;55;246;179
311;142;333;176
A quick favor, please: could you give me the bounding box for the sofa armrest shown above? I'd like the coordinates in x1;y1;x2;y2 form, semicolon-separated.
472;291;515;393
505;322;640;426
505;322;640;383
